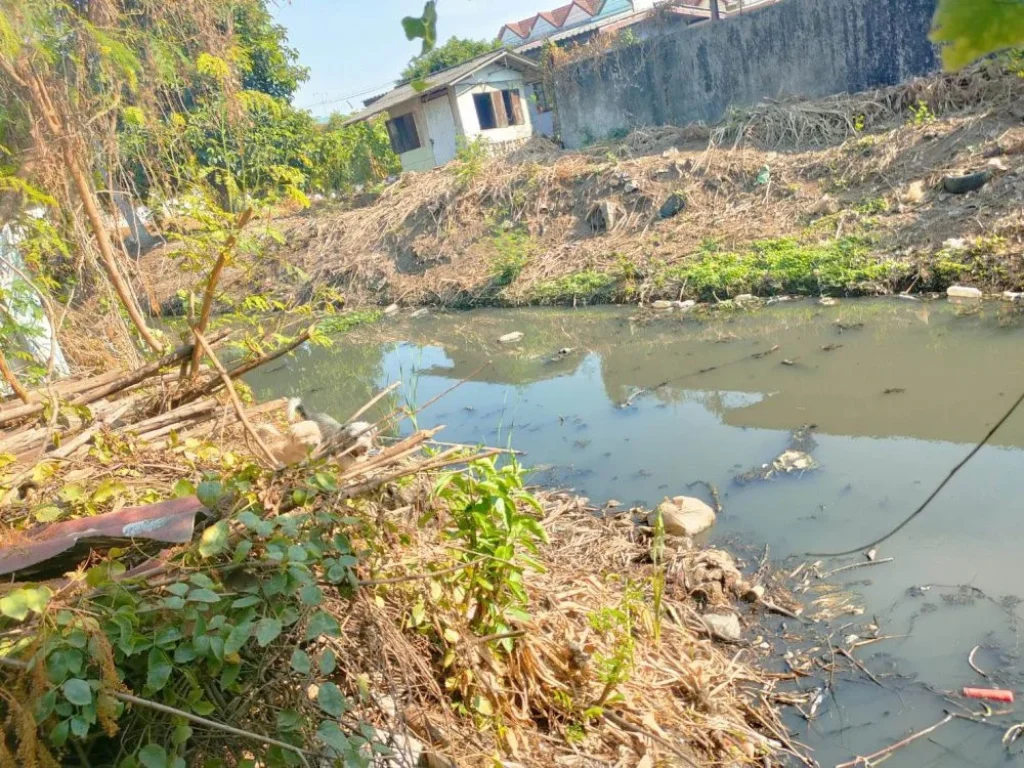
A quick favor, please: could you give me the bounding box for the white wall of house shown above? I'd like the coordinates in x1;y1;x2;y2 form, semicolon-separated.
454;65;534;144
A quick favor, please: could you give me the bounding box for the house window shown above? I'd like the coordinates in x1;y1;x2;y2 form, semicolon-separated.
385;113;420;154
473;88;525;131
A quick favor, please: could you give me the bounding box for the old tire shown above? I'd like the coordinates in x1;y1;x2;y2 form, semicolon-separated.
942;170;991;195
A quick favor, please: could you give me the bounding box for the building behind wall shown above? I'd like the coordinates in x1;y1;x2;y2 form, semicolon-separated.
346;51;542;172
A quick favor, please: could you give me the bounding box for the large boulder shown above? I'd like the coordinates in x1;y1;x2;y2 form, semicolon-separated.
649;495;716;537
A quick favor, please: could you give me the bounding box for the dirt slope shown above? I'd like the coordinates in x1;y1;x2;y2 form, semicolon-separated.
151;62;1024;311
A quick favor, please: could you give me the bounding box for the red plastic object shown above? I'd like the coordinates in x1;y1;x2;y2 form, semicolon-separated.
963;687;1014;703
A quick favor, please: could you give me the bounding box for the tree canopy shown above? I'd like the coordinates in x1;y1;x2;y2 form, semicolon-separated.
930;0;1024;70
401;35;501;81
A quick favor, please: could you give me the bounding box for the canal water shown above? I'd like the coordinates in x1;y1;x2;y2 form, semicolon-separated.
249;298;1024;767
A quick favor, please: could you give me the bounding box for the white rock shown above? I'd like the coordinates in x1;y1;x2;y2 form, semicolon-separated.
943;237;968;251
987;157;1010;172
498;331;524;343
947;285;983;299
383;303;400;315
1003;291;1023;301
649;495;716;537
702;612;742;642
673;300;696;311
734;293;755;302
650;300;673;310
818;297;839;306
409;308;429;318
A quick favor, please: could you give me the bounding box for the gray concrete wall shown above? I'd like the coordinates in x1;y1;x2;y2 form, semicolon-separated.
553;0;939;148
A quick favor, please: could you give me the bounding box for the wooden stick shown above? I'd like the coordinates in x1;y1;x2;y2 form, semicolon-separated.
0;371;121;408
821;558;895;578
51;402;133;459
835;714;954;768
192;329;279;468
838;647;884;687
0;349;30;404
189;208;252;380
224;327;312;381
0;657;313;765
346;380;400;423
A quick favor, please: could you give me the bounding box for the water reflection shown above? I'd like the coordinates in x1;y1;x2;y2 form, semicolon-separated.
248;299;1024;767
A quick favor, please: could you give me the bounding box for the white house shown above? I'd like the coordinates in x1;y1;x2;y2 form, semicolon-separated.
345;50;545;172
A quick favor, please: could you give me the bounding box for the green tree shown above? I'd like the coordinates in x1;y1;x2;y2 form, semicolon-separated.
310;114;400;194
930;0;1024;70
234;1;309;101
401;35;500;81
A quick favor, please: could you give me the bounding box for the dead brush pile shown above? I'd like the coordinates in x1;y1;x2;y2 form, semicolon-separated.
256;60;1024;309
0;352;809;766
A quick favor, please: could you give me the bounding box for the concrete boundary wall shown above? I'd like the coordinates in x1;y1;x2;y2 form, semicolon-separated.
553;0;939;148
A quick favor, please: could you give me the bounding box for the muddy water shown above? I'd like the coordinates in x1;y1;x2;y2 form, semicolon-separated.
249;299;1024;767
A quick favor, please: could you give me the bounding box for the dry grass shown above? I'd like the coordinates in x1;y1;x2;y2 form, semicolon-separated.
204;62;1024;311
1;370;816;766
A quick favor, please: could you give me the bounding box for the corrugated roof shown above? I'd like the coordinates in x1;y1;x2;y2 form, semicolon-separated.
344;50;542;125
514;6;638;51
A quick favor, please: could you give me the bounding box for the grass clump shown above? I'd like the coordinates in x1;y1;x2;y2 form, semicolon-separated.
660;236;897;298
532;270;616;304
318;308;382;335
490;229;535;287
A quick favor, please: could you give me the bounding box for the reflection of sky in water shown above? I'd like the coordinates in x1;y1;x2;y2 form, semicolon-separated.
249;301;1024;767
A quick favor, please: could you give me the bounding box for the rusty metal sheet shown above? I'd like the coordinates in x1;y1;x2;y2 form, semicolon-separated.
0;496;205;579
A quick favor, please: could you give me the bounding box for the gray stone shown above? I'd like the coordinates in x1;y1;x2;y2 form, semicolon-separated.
702;612;742;642
650;300;673;309
383;303;400;316
587;200;621;232
673;300;696;311
649;495;716;537
409;308;429;318
498;331;524;343
947;285;982;299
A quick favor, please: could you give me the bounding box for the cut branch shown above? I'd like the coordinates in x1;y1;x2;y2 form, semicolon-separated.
192;329;278;467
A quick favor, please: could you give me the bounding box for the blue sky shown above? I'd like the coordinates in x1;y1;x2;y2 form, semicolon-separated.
272;0;546;117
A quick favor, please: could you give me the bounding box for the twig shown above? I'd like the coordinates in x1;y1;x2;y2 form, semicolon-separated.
821;558;895;578
192;329;278;468
602;710;700;767
759;597;808;623
0;349;30;404
835;713;954;768
346;380;400;423
838;647;884;687
968;645;989;679
223;326;312;381
0;656;313;765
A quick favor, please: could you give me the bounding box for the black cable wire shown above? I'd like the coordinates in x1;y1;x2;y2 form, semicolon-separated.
807;387;1024;557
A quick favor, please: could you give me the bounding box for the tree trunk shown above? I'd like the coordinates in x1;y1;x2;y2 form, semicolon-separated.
23;71;164;354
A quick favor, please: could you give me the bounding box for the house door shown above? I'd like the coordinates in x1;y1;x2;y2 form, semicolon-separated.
423;96;458;166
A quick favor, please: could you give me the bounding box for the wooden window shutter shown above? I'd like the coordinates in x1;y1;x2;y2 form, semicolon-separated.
509;90;524;125
385;119;401;152
491;91;509;128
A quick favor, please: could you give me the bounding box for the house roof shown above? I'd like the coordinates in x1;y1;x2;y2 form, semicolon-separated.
343;50;542;125
500;0;607;42
514;6;638;51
